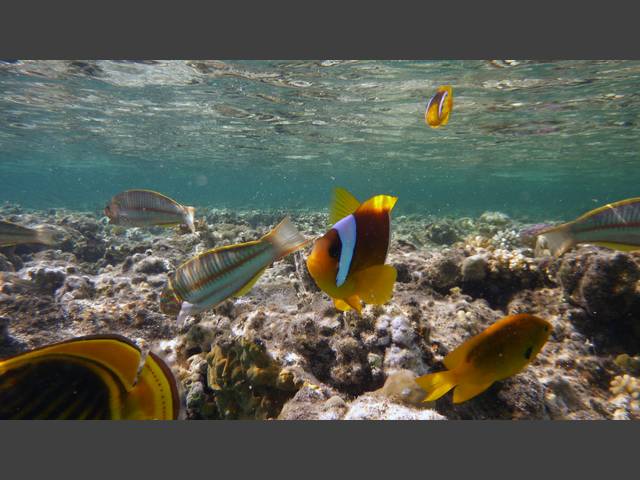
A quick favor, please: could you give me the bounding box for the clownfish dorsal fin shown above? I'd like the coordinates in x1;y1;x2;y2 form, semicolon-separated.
329;188;361;226
356;195;398;216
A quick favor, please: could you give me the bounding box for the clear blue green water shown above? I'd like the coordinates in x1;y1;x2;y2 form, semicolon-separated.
1;60;638;221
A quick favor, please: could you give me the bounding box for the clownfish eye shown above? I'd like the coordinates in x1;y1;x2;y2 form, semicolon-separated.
328;237;342;259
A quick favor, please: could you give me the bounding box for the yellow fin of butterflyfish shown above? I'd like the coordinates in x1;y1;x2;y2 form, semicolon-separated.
329;188;361;226
354;264;397;305
452;380;494;403
123;351;180;420
233;267;268;297
0;334;141;390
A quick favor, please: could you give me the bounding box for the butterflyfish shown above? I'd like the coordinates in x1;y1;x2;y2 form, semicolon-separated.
0;334;180;420
104;189;196;233
160;217;308;325
535;197;640;257
425;85;453;128
416;314;551;404
306;187;398;314
0;220;59;248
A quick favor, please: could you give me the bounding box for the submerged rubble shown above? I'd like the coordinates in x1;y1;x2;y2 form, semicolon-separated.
1;202;638;420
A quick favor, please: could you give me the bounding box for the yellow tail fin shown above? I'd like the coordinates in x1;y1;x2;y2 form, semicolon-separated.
452;380;494;403
415;369;457;402
354;264;397;305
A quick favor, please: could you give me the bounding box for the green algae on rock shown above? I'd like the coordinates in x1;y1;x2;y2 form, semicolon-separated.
205;338;302;420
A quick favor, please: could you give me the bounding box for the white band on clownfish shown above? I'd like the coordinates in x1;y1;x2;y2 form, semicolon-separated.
438;91;448;118
333;214;357;287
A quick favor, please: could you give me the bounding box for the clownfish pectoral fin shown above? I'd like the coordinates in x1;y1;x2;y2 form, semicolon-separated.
356;194;398;217
415;370;457;402
233;267;267;297
334;295;362;314
334;298;352;312
329;188;361;226
354;264;397;305
452;380;494;404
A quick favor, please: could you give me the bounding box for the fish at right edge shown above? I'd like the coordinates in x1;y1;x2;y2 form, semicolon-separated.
535;197;640;257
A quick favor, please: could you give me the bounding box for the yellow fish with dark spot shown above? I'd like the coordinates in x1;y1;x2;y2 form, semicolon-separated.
306;188;398;314
425;85;453;128
416;314;551;404
0;335;179;420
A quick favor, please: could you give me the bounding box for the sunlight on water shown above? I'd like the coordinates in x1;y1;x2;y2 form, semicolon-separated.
1;60;639;220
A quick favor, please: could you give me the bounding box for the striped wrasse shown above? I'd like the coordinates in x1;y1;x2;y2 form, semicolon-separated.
0;220;59;247
104;189;196;233
0;335;179;420
535;197;640;257
160;217;308;325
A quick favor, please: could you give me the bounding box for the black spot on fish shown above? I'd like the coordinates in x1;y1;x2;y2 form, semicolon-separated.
524;346;533;360
328;235;342;259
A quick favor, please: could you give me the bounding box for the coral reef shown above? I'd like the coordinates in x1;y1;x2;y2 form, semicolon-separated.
0;203;636;420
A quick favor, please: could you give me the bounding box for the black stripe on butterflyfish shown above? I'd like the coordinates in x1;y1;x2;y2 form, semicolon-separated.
0;335;180;420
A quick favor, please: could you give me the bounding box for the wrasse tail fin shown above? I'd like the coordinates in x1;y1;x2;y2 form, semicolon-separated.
184;206;196;233
263;217;309;259
233;267;267;297
354;264;397;305
34;226;58;246
329;187;361;225
416;370;457;402
453;380;494;403
176;302;197;327
535;225;575;257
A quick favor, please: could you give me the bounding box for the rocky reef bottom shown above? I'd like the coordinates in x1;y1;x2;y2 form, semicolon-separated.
1;203;639;420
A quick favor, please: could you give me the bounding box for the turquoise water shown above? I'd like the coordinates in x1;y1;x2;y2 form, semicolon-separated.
1;60;639;221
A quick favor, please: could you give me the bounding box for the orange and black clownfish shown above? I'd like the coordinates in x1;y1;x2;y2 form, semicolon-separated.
306;187;398;314
425;85;453;128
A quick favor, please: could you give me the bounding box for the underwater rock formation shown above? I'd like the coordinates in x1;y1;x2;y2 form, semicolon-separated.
0;204;635;420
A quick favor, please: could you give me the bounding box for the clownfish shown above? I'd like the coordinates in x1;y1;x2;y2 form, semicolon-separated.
425;85;453;128
416;313;551;404
306;187;398;314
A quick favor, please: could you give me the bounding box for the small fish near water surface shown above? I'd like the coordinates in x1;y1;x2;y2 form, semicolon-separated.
104;189;196;233
160;217;308;325
306;188;398;314
535;197;640;257
0;220;59;248
425;85;453;128
0;335;179;420
415;314;551;404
